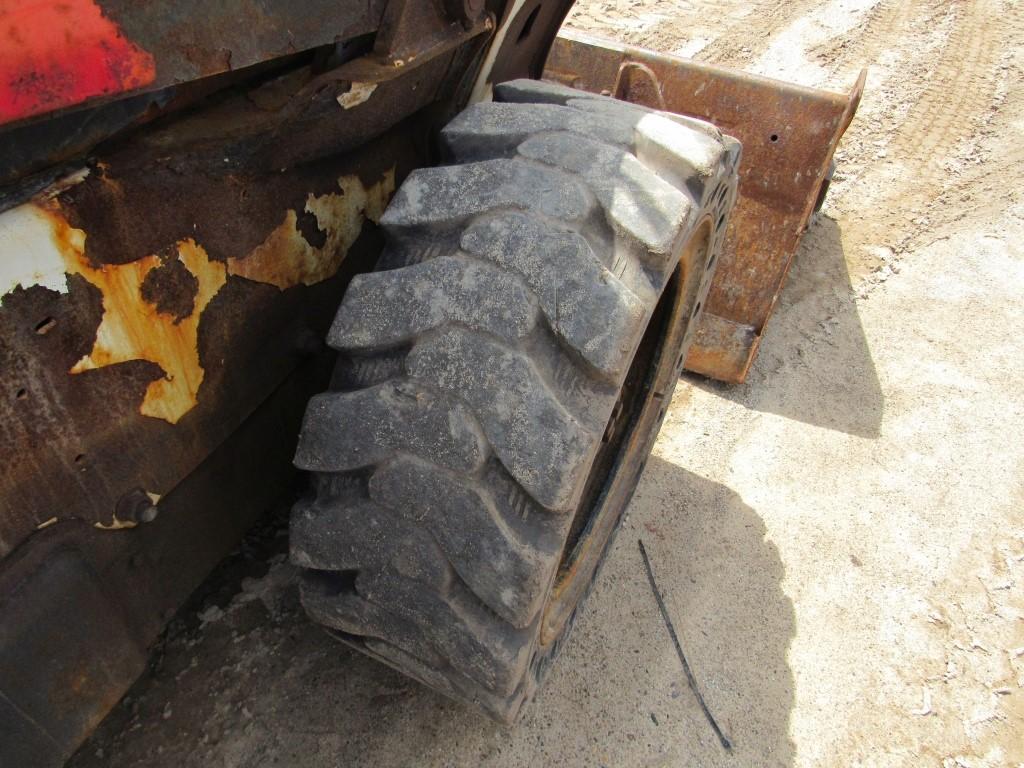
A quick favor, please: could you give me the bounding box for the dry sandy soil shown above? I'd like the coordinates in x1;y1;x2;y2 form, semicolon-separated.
70;1;1024;766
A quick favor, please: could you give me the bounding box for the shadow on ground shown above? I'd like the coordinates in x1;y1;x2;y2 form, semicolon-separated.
70;457;794;768
692;215;884;439
607;455;797;767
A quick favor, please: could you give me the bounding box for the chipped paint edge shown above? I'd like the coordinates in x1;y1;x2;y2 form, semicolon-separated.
337;82;378;109
0;169;89;306
1;168;396;423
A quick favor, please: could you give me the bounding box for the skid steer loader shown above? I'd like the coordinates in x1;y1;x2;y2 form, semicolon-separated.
0;1;861;763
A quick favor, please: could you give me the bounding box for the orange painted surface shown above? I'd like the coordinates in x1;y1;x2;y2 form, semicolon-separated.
0;0;156;124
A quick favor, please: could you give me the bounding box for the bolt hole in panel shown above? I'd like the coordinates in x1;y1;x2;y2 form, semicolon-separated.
544;30;864;382
35;316;56;334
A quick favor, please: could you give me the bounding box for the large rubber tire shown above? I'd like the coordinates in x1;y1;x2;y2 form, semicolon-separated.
291;79;740;722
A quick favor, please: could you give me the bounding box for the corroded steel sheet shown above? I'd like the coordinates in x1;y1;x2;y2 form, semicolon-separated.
0;116;419;559
545;30;864;383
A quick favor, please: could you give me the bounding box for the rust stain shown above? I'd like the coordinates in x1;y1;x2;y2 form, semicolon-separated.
67;239;227;423
14;170;395;424
336;81;378;109
43;205;227;424
227;170;395;288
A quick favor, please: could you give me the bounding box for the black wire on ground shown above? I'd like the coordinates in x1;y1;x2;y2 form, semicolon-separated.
638;538;733;752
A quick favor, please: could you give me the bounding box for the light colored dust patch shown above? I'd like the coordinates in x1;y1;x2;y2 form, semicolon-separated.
4;170;395;423
227;170;395;289
565;0;757;53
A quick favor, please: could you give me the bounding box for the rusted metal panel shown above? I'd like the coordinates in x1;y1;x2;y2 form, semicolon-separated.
373;0;489;68
0;101;420;764
0;39;475;554
0;3;490;192
0;132;407;555
682;313;761;382
0;0;497;557
0;544;148;764
0;348;332;767
545;30;864;383
0;0;390;127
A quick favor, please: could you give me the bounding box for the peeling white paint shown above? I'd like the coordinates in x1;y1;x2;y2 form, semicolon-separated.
0;204;71;304
0;169;89;306
337;82;378;109
94;516;138;530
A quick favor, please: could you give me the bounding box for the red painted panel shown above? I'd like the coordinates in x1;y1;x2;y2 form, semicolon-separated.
0;0;156;125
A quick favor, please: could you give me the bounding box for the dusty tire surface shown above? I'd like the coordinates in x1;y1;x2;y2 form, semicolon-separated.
291;79;740;722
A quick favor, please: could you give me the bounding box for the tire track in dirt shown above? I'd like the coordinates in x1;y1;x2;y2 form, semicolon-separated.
807;0;915;73
565;0;824;67
889;1;999;180
800;0;1009;284
913;5;1024;247
695;0;827;68
861;0;1007;281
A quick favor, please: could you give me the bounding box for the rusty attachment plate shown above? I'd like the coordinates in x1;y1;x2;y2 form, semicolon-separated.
545;30;865;383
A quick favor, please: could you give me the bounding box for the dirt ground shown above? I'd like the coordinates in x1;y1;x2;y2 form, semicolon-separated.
69;1;1024;766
